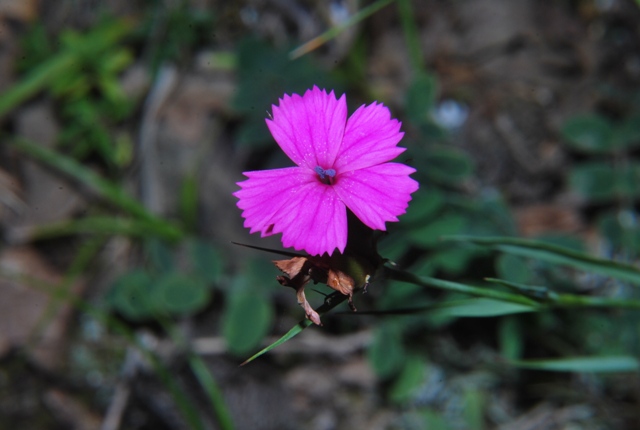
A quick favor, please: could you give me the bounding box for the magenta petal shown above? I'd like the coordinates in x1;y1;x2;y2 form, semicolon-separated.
234;167;347;256
333;163;419;231
266;86;347;169
270;185;347;256
234;167;315;235
333;102;406;172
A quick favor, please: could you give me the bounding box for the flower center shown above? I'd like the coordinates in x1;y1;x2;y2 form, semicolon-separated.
315;166;336;185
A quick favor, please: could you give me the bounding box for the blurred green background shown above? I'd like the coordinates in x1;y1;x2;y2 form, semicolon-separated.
1;0;640;429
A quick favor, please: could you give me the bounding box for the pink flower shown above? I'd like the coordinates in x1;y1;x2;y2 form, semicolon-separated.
234;86;419;256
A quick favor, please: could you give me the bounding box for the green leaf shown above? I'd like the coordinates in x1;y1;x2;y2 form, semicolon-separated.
189;239;223;284
511;356;640;373
597;211;640;253
367;323;406;378
389;355;426;404
423;147;474;184
421;409;451;430
487;277;640;309
412;214;467;247
401;188;444;224
385;267;540;307
561;114;614;153
241;320;313;366
0;19;134;118
569;162;616;201
429;246;478;275
154;273;210;316
223;293;273;356
499;316;523;361
378;232;410;263
570;162;640;202
406;72;438;124
447;235;640;286
612;114;640;150
109;270;155;320
430;298;535;318
240;292;349;364
179;174;198;231
234;37;342;149
8;138;183;241
146;239;175;274
31;216;180;240
495;254;532;284
289;0;395;60
463;388;486;430
186;353;235;430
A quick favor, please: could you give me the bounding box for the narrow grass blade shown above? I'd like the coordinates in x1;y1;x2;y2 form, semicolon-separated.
32;216;181;240
397;0;424;73
187;354;235;430
241;319;313;366
289;0;395;59
487;278;640;309
8;138;183;241
161;319;234;430
511;356;640;373
339;298;536;318
241;292;349;365
429;298;535;318
384;267;540;307
0;19;133;117
447;235;640;286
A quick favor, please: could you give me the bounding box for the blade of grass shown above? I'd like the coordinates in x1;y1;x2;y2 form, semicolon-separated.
289;0;395;59
31;216;182;240
160;319;234;430
0;19;134;117
188;354;235;430
241;320;313;366
8;138;183;241
337;298;536;318
384;266;541;307
241;291;349;365
397;0;424;73
487;278;640;309
447;235;640;286
510;356;640;373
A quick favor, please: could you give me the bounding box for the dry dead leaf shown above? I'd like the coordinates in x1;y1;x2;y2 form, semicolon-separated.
514;203;584;237
0;0;38;22
6;102;86;243
274;253;376;326
44;389;101;430
0;247;84;369
0;166;25;221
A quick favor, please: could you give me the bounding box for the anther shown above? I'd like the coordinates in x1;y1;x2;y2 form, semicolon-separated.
315;166;336;185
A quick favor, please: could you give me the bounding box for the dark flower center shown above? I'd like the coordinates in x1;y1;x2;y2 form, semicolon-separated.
315;166;336;185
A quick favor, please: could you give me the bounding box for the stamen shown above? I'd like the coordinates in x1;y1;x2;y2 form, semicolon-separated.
314;166;336;185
